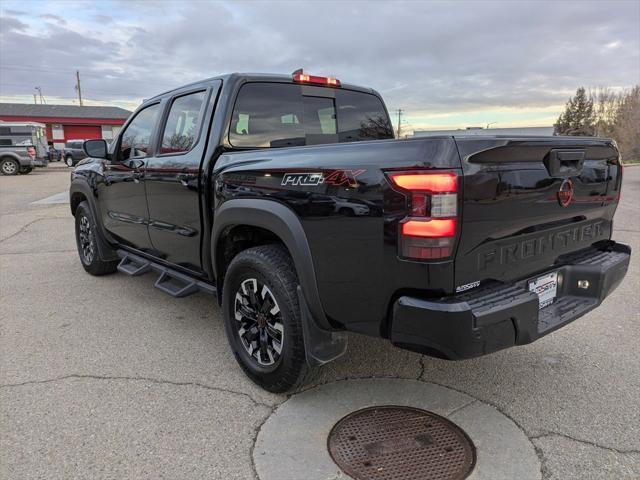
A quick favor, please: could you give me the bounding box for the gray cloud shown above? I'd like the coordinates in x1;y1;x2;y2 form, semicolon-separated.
2;9;26;16
1;0;638;116
39;13;67;25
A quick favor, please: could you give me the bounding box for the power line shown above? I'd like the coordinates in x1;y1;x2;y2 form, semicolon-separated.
0;64;123;78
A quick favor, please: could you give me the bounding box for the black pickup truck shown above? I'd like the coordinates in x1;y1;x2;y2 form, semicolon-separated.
70;71;630;392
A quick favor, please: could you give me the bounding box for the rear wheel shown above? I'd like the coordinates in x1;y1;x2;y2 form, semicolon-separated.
74;201;118;276
19;167;33;174
65;155;74;167
222;245;313;393
0;159;19;175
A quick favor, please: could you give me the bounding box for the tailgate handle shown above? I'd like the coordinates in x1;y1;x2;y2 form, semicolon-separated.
545;149;585;177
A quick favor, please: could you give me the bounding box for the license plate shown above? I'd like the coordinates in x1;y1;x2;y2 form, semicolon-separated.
528;272;558;309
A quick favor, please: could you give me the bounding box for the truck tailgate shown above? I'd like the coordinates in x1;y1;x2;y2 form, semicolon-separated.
453;136;622;289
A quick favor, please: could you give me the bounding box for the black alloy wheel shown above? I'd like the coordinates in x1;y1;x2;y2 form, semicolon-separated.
78;214;95;265
234;277;285;368
74;201;118;276
222;245;313;393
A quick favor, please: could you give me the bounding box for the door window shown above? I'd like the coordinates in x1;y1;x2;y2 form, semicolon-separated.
119;103;160;160
160;91;206;154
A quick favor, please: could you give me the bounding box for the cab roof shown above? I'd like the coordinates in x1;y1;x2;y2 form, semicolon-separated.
147;72;378;102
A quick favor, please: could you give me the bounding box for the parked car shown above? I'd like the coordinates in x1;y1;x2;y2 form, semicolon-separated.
331;197;370;216
0;122;49;175
69;71;630;393
63;140;88;166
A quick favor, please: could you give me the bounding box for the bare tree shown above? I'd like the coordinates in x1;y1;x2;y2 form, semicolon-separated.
613;86;640;162
589;87;623;138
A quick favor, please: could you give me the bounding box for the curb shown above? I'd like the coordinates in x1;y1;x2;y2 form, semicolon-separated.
254;378;541;480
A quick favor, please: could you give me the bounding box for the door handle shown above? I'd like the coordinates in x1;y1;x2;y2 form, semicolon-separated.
177;173;195;187
545;149;585;177
126;158;145;183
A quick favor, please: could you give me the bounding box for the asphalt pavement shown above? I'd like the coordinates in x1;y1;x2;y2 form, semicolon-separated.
1;162;638;479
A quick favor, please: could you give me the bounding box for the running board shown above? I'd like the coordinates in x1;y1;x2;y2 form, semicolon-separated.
116;249;216;298
117;255;151;276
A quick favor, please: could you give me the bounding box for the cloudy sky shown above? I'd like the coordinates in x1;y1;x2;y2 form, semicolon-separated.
1;0;639;132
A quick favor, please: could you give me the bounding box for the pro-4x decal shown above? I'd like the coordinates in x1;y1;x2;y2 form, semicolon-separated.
281;172;324;186
281;169;365;188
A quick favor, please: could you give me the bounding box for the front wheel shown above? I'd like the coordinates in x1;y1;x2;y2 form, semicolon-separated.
74;201;118;276
65;156;74;167
0;159;19;175
222;245;313;393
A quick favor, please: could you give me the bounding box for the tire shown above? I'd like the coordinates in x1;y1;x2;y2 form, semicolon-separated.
222;245;313;393
74;201;118;276
0;158;20;175
19;167;33;174
338;207;354;217
65;155;74;167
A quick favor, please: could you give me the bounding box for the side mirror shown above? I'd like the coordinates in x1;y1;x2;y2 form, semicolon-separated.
83;139;108;159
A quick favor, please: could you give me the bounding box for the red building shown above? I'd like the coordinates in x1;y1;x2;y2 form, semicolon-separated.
0;103;131;150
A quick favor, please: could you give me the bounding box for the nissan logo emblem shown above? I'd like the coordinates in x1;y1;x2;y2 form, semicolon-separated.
558;179;574;207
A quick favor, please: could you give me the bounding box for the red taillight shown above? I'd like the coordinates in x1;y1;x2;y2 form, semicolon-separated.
293;72;341;87
389;171;459;260
389;172;457;192
402;219;457;237
27;147;36;159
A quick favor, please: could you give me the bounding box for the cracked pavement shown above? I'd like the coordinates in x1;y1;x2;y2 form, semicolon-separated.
1;163;639;479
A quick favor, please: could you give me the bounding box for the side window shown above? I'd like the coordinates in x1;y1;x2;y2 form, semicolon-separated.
119;103;160;160
160;91;206;155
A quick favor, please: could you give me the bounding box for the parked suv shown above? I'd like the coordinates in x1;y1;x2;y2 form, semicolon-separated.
64;140;88;167
0;122;49;174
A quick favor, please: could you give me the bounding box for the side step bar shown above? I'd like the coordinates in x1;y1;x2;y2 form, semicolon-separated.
116;249;216;298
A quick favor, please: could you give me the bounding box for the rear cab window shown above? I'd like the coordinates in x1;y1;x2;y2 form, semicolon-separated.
229;82;393;148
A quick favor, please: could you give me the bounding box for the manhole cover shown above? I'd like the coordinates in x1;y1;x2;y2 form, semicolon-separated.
327;406;475;480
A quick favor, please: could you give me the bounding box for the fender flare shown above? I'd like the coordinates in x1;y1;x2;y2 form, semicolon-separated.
69;179;119;262
212;198;331;331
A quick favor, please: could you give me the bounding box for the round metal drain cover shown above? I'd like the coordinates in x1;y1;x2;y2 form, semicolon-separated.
328;406;475;480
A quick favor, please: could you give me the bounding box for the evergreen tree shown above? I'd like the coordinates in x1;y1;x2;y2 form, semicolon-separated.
554;87;596;136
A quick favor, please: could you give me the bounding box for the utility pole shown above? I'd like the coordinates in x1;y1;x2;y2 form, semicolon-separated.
33;94;37;104
35;87;45;104
396;109;403;138
75;71;83;106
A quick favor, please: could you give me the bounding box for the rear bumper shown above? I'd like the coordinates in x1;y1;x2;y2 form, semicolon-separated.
390;241;631;360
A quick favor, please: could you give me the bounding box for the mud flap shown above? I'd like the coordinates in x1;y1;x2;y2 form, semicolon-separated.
297;286;348;367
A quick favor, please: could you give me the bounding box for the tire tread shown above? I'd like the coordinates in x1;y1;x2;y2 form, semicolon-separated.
223;245;316;393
